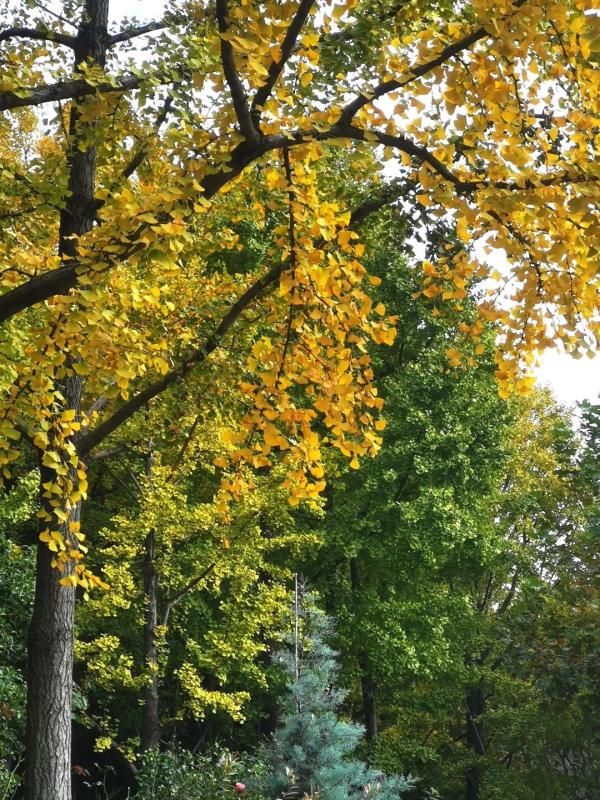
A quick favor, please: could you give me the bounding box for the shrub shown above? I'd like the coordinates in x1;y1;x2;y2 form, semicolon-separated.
134;747;268;800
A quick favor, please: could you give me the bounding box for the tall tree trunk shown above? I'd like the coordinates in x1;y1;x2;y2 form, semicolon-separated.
25;4;108;799
359;666;378;741
465;684;486;800
141;530;161;750
26;483;78;800
349;558;378;740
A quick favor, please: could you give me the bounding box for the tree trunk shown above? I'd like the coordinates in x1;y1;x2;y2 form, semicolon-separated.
349;558;378;740
25;3;108;798
360;667;378;741
141;530;161;750
26;500;77;800
465;684;486;800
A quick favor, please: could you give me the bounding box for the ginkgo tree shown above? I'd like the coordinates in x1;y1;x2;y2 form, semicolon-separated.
0;1;598;799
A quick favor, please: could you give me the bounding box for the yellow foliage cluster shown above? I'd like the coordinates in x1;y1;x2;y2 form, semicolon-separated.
0;0;598;581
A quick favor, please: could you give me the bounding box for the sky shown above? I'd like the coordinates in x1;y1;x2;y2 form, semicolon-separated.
111;0;165;22
536;351;599;408
111;0;599;408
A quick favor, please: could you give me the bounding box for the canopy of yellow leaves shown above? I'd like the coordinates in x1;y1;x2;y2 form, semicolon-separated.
0;0;597;581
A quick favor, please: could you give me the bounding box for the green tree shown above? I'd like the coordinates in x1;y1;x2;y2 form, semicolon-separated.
306;207;511;751
353;392;596;800
1;3;598;798
261;584;414;800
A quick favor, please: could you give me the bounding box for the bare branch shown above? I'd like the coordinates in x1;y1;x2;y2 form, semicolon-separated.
215;0;259;144
0;27;75;46
250;0;316;126
107;20;168;46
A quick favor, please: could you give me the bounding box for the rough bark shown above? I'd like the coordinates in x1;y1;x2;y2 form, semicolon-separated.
26;494;77;800
140;530;161;750
24;3;108;799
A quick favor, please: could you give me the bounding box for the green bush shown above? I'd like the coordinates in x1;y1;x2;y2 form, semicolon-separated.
0;760;20;800
134;747;268;800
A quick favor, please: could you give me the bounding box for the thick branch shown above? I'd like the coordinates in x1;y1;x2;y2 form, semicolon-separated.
0;26;75;46
250;0;316;126
0;73;142;112
215;0;259;144
336;0;528;126
0;264;77;323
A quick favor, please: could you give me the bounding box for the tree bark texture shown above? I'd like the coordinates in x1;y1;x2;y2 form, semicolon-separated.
26;508;77;800
25;3;108;799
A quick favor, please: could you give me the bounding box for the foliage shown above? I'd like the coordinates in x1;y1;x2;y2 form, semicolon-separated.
0;0;598;581
0;761;20;800
134;747;268;800
0;473;36;761
350;391;598;800
0;2;598;798
74;425;319;744
260;592;414;800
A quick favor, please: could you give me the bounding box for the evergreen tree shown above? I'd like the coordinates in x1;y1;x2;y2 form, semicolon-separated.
261;582;414;800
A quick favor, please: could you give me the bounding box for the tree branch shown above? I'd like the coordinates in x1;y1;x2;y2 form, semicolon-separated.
0;133;278;324
77;263;282;454
107;20;168;46
250;0;316;127
0;73;142;112
336;0;528;127
215;0;260;144
0;26;75;46
0;263;78;324
76;188;399;455
337;125;463;187
0;110;594;324
334;124;599;195
121;91;176;180
497;570;519;615
162;563;216;626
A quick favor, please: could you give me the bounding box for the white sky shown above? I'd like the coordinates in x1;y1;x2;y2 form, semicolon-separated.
110;0;165;22
111;0;599;407
535;351;599;407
